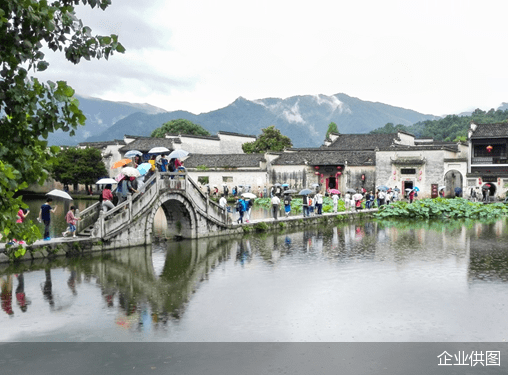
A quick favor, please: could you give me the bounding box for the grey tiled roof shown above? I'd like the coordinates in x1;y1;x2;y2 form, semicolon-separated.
78;140;125;148
378;144;461;152
470;123;508;139
119;137;175;153
184;153;265;168
217;131;256;138
272;150;375;166
323;133;401;150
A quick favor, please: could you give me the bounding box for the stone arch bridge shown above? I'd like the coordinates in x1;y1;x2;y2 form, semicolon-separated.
77;173;234;249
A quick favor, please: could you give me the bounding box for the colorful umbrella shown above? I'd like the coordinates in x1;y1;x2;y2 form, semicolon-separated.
377;185;389;191
115;173;125;182
413;186;420;192
329;189;341;194
111;159;132;169
136;163;152;176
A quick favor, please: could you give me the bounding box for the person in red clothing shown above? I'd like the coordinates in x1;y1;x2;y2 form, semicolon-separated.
101;184;115;212
409;190;415;203
62;206;81;238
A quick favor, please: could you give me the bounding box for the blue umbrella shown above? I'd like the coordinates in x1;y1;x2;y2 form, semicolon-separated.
137;163;152;176
281;183;289;187
377;185;389;191
413;186;420;192
125;150;142;158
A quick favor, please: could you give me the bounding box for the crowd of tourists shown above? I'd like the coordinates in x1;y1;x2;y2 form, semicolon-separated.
214;184;421;225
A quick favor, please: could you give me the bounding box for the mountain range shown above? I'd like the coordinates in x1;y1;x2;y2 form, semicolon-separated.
52;93;442;148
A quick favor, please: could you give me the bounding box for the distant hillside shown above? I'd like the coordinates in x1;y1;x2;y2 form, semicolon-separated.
47;95;167;146
84;93;439;147
370;108;508;141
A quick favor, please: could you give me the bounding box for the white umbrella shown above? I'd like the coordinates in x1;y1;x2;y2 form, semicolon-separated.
122;167;141;177
124;150;142;158
405;188;413;192
438;186;446;191
96;178;117;185
148;146;170;154
168;149;189;159
241;193;257;199
46;189;73;200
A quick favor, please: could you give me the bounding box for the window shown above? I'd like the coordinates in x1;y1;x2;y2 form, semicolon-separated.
400;168;416;175
467;179;476;187
474;144;506;157
198;176;209;185
222;176;233;183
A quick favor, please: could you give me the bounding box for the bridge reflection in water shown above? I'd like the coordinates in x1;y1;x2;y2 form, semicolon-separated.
1;218;508;341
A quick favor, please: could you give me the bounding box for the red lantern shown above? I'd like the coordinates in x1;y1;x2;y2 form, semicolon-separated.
361;174;365;181
320;173;324;177
337;166;342;170
314;166;320;170
314;171;319;175
337;172;342;176
478;178;482;185
486;145;493;153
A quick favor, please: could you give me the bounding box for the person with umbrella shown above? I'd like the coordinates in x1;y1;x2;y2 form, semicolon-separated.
409;189;415;203
101;184;115;212
38;197;57;240
302;193;310;217
315;190;323;215
332;191;339;213
283;192;292;217
271;193;281;220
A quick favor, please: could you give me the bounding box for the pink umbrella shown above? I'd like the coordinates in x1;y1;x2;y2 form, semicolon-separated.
115;173;125;182
329;189;341;194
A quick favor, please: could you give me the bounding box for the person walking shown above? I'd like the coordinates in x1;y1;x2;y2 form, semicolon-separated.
62;206;81;238
283;193;292;217
39;198;57;240
409;189;415;203
332;193;339;213
271;194;281;220
302;194;310;217
101;184;115;212
315;191;323;215
236;197;245;224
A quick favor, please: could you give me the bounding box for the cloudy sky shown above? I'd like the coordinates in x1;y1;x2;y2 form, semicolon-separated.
38;0;508;116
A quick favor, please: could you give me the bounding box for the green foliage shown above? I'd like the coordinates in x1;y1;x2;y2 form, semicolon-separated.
242;126;292;153
151;119;210;138
370;109;508;142
254;222;269;232
325;122;339;140
0;0;123;245
375;198;508;220
51;147;108;186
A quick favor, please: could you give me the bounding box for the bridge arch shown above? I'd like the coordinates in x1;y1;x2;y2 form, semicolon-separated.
147;192;199;239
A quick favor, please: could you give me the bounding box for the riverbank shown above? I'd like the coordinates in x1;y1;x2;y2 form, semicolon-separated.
0;208;377;263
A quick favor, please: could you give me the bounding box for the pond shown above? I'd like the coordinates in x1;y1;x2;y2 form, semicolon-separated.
1;217;508;342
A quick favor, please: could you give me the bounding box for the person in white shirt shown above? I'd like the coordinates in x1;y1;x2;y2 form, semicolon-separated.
271;195;280;220
315;191;324;215
344;193;351;209
219;194;227;208
332;193;339;213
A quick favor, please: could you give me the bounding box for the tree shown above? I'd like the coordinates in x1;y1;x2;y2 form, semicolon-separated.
151;119;210;137
0;0;124;247
325;122;339;140
51;147;108;189
242;126;292;153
